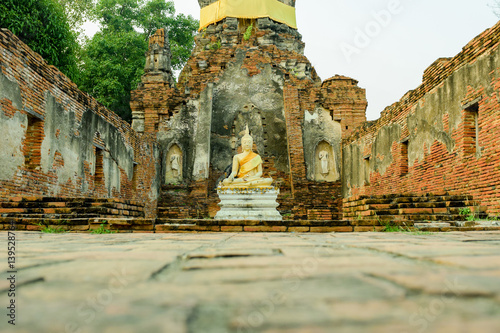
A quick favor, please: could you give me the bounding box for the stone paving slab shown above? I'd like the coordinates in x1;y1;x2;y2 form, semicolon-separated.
1;231;500;333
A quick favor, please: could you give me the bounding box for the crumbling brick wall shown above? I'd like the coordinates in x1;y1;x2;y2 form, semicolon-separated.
0;29;159;217
342;21;500;216
319;76;367;139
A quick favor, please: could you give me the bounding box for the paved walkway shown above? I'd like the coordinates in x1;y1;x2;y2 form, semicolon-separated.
1;231;500;333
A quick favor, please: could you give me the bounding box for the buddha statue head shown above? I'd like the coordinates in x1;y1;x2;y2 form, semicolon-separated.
241;126;253;152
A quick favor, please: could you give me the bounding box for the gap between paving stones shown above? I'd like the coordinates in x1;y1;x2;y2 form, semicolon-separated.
150;234;237;282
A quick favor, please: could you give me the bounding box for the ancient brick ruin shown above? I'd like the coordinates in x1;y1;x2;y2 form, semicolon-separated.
342;22;500;230
1;1;500;232
0;28;160;231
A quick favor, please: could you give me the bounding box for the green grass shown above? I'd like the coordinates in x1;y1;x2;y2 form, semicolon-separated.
381;223;403;232
210;40;221;50
91;223;116;234
37;223;65;233
379;220;432;235
459;207;476;221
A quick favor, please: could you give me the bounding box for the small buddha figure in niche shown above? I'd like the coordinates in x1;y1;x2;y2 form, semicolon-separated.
319;150;330;176
221;126;273;188
170;154;180;177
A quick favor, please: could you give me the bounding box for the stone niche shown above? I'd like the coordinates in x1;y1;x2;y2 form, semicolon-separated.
303;106;342;182
164;144;183;184
314;141;339;182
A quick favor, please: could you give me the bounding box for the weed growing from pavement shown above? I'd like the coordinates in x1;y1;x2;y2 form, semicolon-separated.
37;223;65;233
379;218;433;235
459;207;476;221
91;223;116;234
381;221;403;232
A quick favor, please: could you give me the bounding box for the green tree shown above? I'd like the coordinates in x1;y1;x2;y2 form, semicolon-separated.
78;0;198;122
78;31;146;122
55;0;97;38
493;1;500;17
0;0;79;81
168;13;200;71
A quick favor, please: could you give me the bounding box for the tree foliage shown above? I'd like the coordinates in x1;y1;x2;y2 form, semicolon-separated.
78;31;146;122
0;0;79;81
78;0;198;122
168;13;200;71
55;0;96;35
493;1;500;17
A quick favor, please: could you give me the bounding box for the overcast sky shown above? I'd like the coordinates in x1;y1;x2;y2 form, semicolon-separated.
87;0;499;120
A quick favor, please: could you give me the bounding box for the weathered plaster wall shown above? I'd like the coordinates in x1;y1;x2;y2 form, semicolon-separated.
210;54;289;175
193;84;214;181
0;72;25;181
343;21;500;215
156;99;197;185
303;106;342;182
0;29;159;217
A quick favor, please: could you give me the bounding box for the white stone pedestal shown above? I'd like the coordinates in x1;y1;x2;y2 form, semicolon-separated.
214;187;282;221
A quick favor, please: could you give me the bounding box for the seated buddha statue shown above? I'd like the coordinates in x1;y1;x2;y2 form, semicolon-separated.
221;126;274;188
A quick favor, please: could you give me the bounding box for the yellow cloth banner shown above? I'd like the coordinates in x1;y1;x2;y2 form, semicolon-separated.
199;0;297;31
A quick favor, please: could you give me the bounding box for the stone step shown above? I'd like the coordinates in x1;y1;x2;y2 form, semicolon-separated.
1;213;145;220
157;209;342;221
1;217;155;232
1;207;107;214
348;214;467;223
157;206;191;211
2;196;143;206
345;208;467;217
1;213;101;219
413;221;500;232
392;195;474;203
155;223;353;233
0;198;145;219
344;194;474;201
156;218;350;227
345;200;474;211
344;195;475;206
3;216;498;233
0;217;90;225
351;218;485;227
0;209;143;218
414;222;452;229
0;202;144;213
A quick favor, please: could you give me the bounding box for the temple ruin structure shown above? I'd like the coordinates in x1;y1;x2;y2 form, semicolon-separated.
1;0;500;232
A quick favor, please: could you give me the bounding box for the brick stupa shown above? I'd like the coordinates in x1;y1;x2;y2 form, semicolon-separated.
131;0;367;219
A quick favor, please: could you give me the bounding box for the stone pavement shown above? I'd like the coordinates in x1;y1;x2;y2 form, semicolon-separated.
1;231;500;333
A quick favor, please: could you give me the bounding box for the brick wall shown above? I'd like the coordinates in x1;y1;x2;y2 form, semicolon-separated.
319;75;367;139
0;29;159;217
343;21;500;217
